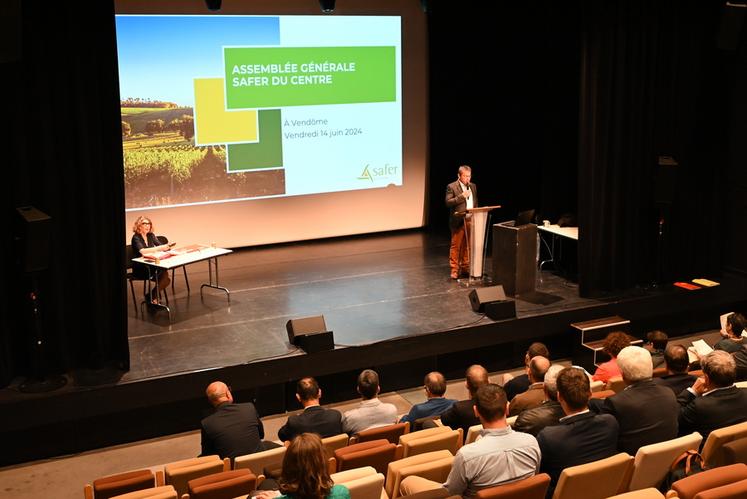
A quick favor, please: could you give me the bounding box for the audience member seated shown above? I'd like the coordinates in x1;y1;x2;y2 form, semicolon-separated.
513;364;565;436
341;369;398;435
200;381;279;460
504;342;550;402
592;332;632;383
399;384;540;499
508;356;550;417
713;312;746;353
677;350;747;440
653;345;697;395
256;433;351;499
598;345;679;455
278;377;343;442
537;367;619;494
645;330;668;368
441;364;489;439
399;372;456;424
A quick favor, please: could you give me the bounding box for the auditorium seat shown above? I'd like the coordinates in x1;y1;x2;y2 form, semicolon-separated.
628;432;703;491
323;433;351;455
84;469;160;499
665;463;747;499
606;376;626;393
607;488;664;499
474;473;551;499
591;389;616;399
552;452;633;499
398;426;462;458
701;421;747;468
351;422;410;445
331;466;386;499
506;415;517;427
233;445;285;478
465;424;482;445
653;367;668;378
385;450;453;499
163;455;228;498
689;478;747;499
397;487;451;499
590;379;605;392
722;437;747;465
109;486;178;499
185;469;257;499
333;439;401;474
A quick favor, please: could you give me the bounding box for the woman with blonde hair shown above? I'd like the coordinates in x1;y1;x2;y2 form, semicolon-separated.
131;216;171;304
258;433;350;499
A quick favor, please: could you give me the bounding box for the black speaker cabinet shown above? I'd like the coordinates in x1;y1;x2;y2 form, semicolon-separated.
286;315;334;353
469;286;516;319
15;206;51;273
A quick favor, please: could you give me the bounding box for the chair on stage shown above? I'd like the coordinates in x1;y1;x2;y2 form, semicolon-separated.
156;236;190;295
84;469;161;499
127;244;169;312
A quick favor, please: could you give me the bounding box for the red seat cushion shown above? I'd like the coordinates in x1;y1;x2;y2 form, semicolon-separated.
93;469;155;499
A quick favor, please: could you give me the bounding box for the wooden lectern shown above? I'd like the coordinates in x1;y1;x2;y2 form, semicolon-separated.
457;205;501;280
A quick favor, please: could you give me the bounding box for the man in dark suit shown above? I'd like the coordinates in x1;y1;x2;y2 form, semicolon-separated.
654;344;697;395
200;381;278;460
445;165;477;279
277;377;342;442
537;367;619;493
509;356;550;417
441;364;489;441
504;343;550;402
599;346;679;455
678;350;747;440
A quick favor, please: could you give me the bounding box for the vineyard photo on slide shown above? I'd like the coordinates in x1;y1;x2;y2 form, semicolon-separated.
121;97;285;210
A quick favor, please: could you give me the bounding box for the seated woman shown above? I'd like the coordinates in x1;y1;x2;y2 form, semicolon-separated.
592;331;632;383
257;433;350;499
714;312;746;353
131;216;171;304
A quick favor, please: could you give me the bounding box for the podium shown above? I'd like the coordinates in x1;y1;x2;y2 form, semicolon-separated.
457;205;501;280
492;221;537;296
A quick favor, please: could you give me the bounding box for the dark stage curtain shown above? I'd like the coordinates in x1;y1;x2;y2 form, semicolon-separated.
1;1;128;386
577;0;728;296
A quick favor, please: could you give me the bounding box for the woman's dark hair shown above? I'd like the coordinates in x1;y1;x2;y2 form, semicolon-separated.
279;433;334;499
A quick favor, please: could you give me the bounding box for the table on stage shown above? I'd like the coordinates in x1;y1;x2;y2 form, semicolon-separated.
132;244;233;320
537;224;578;271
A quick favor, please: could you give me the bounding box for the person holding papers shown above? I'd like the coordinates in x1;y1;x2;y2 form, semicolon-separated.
131;215;172;304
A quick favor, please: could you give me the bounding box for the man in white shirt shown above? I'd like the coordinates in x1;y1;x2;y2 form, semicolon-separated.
342;369;398;435
400;384;540;498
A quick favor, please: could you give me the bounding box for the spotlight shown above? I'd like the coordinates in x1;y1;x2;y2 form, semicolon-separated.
205;0;222;11
319;0;335;13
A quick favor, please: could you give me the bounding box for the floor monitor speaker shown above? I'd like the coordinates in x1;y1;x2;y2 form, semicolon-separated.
286;315;334;353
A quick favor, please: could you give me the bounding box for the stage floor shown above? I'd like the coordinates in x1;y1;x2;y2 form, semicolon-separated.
126;229;600;382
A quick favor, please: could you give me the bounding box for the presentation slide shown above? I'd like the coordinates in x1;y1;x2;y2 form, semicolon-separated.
117;15;402;210
116;0;427;249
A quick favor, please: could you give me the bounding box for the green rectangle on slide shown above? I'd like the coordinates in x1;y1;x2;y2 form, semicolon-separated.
224;46;395;108
227;110;283;171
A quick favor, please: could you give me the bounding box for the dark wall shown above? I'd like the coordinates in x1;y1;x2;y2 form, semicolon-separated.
426;1;580;232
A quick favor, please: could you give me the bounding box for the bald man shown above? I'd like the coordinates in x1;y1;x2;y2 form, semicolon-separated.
399;372;457;424
200;381;277;460
508;356;550;417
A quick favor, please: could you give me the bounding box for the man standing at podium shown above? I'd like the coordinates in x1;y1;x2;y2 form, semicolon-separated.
445;165;477;279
